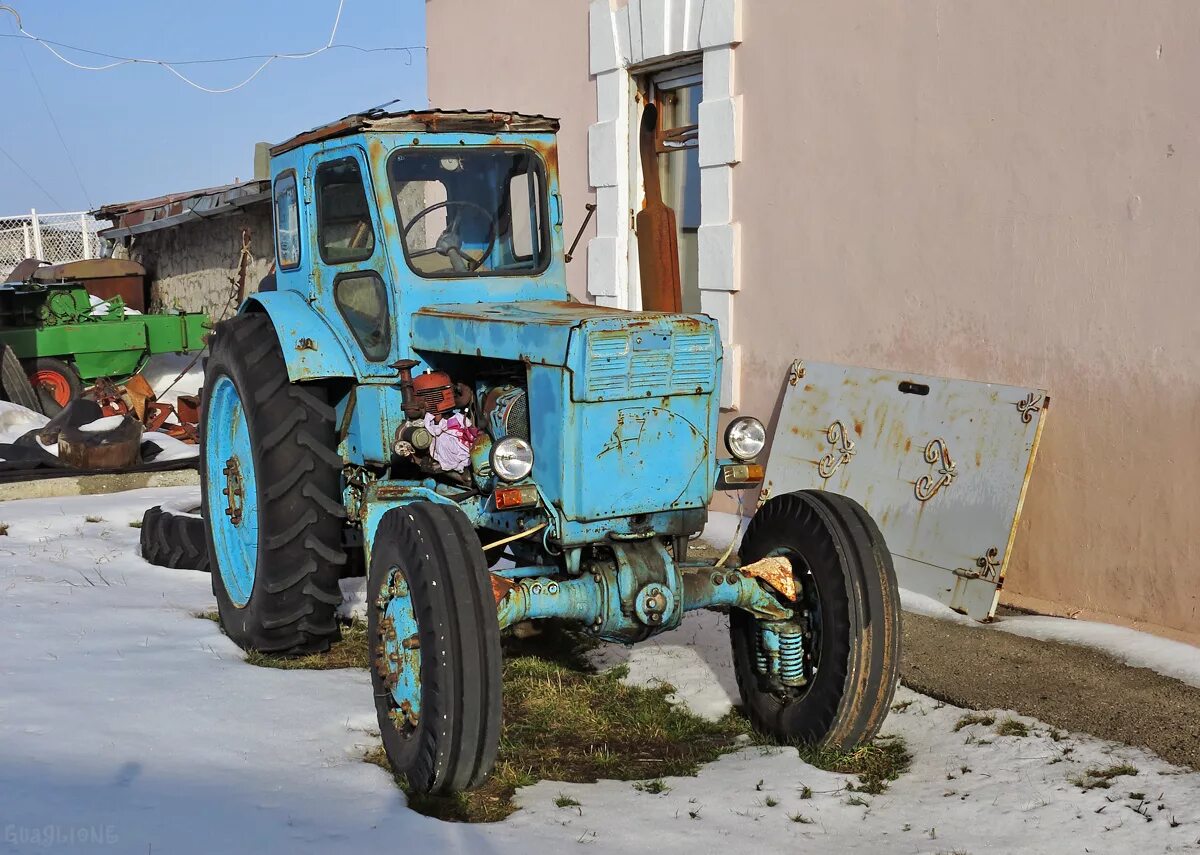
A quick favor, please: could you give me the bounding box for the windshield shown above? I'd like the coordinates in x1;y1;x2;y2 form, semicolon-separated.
388;147;549;278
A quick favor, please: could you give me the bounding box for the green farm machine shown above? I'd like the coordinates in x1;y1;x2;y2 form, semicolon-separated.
0;259;209;412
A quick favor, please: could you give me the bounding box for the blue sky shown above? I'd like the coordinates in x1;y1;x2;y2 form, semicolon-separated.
0;1;427;214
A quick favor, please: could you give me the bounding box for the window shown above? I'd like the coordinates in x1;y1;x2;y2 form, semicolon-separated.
273;171;301;269
316;157;376;264
646;63;703;313
333;272;390;361
388;148;549;278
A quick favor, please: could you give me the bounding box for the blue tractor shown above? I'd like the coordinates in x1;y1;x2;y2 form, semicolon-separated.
201;109;900;795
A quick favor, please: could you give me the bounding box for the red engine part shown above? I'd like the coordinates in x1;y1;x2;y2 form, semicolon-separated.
412;371;456;415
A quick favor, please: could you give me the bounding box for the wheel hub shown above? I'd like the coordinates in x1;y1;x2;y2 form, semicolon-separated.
221;457;245;525
374;565;422;729
29;370;73;408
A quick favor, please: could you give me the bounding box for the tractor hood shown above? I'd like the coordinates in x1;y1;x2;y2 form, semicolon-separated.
411;300;721;401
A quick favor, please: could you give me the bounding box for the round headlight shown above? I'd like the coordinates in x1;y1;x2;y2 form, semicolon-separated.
490;436;534;482
725;417;766;461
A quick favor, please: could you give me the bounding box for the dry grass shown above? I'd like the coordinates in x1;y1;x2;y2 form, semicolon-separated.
244;621;369;671
995;717;1030;738
1071;762;1139;790
953;712;996;732
797;735;912;795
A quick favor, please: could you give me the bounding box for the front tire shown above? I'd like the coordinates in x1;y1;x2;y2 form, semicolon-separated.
368;503;503;794
731;490;900;750
200;313;346;654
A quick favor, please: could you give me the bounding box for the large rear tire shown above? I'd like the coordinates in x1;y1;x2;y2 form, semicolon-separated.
200;313;346;654
731;489;900;750
368;503;503;795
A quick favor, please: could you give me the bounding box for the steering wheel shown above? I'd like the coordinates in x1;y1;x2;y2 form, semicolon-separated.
402;200;497;272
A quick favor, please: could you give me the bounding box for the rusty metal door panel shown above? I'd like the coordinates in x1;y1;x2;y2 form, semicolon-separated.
762;361;1048;619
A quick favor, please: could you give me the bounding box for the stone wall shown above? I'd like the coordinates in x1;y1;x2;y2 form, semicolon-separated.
116;205;275;322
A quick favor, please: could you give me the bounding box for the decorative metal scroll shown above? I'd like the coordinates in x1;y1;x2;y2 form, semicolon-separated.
914;438;957;501
1016;392;1044;424
817;420;856;479
787;359;806;387
953;547;1002;582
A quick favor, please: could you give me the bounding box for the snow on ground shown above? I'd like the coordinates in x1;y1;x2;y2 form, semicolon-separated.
140;430;199;462
706;510;1200;691
1;489;1198;854
0;398;198;462
0;401;49;444
140;352;204;409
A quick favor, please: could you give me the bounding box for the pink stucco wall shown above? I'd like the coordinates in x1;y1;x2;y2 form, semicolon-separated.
426;0;597;300
427;0;1200;638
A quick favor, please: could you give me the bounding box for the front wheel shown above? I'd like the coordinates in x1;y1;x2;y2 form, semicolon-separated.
368;503;503;795
730;490;900;750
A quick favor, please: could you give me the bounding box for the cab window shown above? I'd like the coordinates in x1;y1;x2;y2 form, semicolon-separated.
316;157;376;264
273;171;301;269
333;271;390;361
388;148;549;278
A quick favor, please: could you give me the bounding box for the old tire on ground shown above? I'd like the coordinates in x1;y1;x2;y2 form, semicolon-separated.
23;357;83;414
368;502;503;795
200;313;346;655
730;489;900;750
140;502;210;572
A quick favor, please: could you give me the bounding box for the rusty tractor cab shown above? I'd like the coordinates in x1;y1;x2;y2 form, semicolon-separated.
201;108;900;795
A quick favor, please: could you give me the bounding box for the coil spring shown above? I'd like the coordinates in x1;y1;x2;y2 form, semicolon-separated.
778;630;806;687
755;633;769;674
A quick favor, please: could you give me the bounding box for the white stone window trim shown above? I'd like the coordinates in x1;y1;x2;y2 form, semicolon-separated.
588;0;742;409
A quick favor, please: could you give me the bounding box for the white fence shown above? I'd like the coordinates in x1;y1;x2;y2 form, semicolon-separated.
0;210;106;280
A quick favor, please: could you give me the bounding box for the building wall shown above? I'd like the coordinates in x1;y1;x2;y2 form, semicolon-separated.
428;1;1200;637
118;206;275;322
425;0;596;301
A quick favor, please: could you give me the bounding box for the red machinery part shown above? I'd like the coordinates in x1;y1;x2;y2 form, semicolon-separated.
412;370;455;415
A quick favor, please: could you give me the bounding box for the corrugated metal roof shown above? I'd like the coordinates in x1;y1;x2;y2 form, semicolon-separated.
270;108;561;156
93;179;269;239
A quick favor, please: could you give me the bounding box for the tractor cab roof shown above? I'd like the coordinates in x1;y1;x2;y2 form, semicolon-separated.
270;107;561;156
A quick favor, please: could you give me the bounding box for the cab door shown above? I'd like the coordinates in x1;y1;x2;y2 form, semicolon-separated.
306;144;397;377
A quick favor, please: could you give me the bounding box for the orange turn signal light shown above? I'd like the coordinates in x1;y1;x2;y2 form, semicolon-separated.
494;484;539;510
721;463;764;484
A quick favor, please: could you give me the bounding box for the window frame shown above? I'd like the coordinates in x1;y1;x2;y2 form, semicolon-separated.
315;156;377;266
386;145;553;280
272;169;302;271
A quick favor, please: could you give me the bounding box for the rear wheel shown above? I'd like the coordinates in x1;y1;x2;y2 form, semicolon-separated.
23;357;82;414
368;502;503;794
200;313;347;654
730;490;900;750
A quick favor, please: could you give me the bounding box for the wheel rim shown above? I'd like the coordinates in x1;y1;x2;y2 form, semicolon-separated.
29;369;74;408
204;375;259;606
374;564;423;732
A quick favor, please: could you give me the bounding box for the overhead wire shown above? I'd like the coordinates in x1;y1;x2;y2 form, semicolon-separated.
0;1;424;95
13;33;93;208
0;142;65;209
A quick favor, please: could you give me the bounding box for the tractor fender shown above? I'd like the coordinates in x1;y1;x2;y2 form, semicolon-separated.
240;291;355;382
